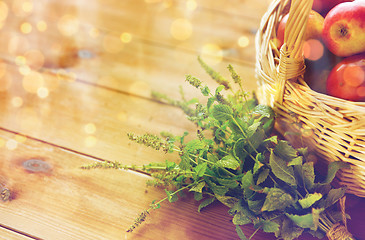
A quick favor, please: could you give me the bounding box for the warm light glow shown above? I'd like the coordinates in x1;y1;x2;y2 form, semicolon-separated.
186;0;197;11
129;81;150;96
170;18;193;41
37;87;49;98
84;136;97;147
357;87;365;97
0;138;5;148
24;49;45;69
15;55;26;65
84;123;96;134
303;39;324;61
117;111;127;122
36;21;47;32
15;134;27;143
19;65;31;75
238;36;250;48
120;32;132;43
0;1;8;22
103;33;124;53
58;14;79;36
343;65;364;87
0;60;6;78
20;22;32;34
200;43;223;65
0;64;11;92
89;27;100;38
6;139;17;150
22;1;33;13
145;0;162;3
22;71;44;93
11;96;23;107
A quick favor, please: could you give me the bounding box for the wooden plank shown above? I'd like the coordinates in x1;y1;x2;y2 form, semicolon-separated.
0;129;276;240
0;0;260;65
0;226;35;240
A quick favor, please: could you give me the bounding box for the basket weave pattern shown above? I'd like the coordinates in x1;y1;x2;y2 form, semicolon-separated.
255;0;365;197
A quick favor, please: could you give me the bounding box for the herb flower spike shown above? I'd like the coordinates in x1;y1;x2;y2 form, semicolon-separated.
127;133;174;153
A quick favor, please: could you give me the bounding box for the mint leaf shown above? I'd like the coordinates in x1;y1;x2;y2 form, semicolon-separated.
262;220;280;233
194;192;203;201
302;162;315;190
287;156;302;166
215;195;239;208
189;181;206;193
212;104;233;122
281;217;304;240
257;169;270;185
233;213;251;225
261;188;294;212
215;155;240;170
164;190;178;203
269;151;296;186
286;213;314;229
235;225;248;240
320;187;347;208
274;140;298;161
194;163;207;177
217;178;239;188
198;197;215;212
323;161;351;184
298;193;322;209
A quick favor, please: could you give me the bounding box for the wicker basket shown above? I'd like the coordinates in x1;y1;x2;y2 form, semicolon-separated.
255;0;365;197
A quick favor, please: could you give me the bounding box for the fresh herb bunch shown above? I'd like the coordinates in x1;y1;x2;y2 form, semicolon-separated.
82;57;354;240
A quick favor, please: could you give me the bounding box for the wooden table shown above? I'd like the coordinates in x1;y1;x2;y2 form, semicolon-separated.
0;0;364;239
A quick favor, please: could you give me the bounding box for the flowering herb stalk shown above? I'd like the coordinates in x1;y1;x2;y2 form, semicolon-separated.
82;57;354;240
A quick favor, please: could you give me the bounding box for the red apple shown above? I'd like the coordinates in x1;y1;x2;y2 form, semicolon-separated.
326;53;365;101
322;1;365;57
312;0;353;16
276;10;324;49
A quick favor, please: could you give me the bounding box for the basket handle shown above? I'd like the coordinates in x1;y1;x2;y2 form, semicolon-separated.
275;0;313;104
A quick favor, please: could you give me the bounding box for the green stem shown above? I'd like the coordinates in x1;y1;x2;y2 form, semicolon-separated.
248;227;261;240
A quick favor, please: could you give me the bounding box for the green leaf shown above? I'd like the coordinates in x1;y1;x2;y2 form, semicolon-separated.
235;225;248;240
261;188;294;212
321;187;347;208
186;139;205;152
194;163;207;177
269;151;296;186
179;152;191;170
241;171;254;190
198;197;215;212
189;181;206;193
281;217;304;240
215;85;225;93
262;220;280;233
215;195;239;208
217;178;239;188
312;208;324;231
286;213;314;229
302;162;315;190
233;213;251;225
323;161;351;184
298;193;323;209
248;199;264;213
274;140;298;161
212;104;233;122
200;85;210;96
194;192;203;201
233;138;248;161
257;169;270;186
205;178;229;196
247;129;266;153
287;156;302;166
164;190;179;203
215;155;240;170
252;104;274;119
246;122;261;138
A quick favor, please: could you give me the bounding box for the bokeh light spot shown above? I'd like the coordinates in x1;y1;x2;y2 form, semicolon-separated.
22;1;33;13
11;96;23;108
24;49;45;70
103;33;124;53
19;65;31;76
84;136;97;147
170;18;193;41
89;27;100;38
15;134;27;143
186;0;197;11
303;39;324;61
58;14;79;36
200;43;223;65
36;21;47;32
84;123;96;134
6;139;17;150
37;87;49;99
0;1;9;22
117;111;127;122
120;32;132;43
20;22;32;34
22;71;44;93
238;36;250;48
